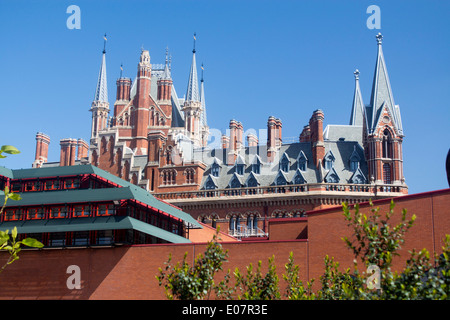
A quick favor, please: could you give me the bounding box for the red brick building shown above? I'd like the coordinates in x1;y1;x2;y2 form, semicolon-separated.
32;33;407;239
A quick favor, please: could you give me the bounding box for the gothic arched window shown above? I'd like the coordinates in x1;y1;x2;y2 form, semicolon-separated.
382;129;393;159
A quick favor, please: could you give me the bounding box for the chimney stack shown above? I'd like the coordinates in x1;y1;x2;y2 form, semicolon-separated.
77;139;89;160
267;116;282;162
60;138;77;166
222;135;230;149
33;132;50;168
299;125;311;142
247;133;258;147
309;109;325;168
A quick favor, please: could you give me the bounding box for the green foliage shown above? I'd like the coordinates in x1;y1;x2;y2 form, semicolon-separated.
157;200;449;300
0;145;44;273
283;251;315;300
342;200;415;271
232;256;281;300
156;229;228;300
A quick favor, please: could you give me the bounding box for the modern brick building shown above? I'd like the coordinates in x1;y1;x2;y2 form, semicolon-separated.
31;33;407;239
0;165;202;247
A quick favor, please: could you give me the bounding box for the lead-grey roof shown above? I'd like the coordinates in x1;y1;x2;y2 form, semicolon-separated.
195;139;368;189
93;52;108;103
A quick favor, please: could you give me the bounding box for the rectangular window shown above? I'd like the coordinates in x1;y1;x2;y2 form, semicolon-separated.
50;207;67;219
73;231;89;246
49;232;66;247
27;208;44;219
97;230;113;245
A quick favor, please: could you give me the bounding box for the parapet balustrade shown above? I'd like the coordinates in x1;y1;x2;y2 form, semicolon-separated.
153;183;405;201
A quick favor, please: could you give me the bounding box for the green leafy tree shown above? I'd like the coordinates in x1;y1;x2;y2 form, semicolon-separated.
283;251;315;300
156;229;228;300
0;145;44;272
232;255;281;300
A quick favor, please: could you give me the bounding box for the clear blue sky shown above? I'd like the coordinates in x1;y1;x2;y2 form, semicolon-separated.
0;0;449;195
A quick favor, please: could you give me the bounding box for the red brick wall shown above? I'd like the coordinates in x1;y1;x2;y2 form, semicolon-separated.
307;188;450;283
0;240;308;300
0;188;448;299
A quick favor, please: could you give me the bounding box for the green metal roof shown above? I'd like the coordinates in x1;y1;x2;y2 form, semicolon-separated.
7;164;131;188
0;216;191;244
0;166;13;179
0;164;201;228
2;187;201;228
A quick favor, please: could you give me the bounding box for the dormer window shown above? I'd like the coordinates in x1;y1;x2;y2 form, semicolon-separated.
235;155;245;175
211;163;220;177
324;150;335;170
297;151;308;172
251;155;262;174
280;153;290;173
349;146;361;172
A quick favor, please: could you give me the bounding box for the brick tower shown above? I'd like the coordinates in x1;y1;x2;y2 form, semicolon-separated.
90;35;110;146
364;33;405;187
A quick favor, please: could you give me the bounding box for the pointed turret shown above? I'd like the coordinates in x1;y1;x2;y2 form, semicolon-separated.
157;47;173;127
183;33;203;147
364;34;406;189
368;33;402;135
200;63;207;128
199;63;209;147
90;34;110;145
349;69;364;126
94;48;108;103
185;33;200;102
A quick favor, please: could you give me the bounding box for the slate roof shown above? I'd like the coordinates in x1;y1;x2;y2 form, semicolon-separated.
195;138;368;190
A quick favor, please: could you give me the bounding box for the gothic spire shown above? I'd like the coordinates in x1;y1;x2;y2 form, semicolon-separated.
349;69;364;126
162;46;172;80
200;63;207;127
94;34;108;104
368;33;402;134
185;33;200;102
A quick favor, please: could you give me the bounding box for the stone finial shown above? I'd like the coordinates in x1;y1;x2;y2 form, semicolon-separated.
376;33;383;45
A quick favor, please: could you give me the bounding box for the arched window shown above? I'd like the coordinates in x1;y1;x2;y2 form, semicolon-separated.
166;147;173;165
382;129;393;158
162;169;176;185
383;163;392;184
185;169;195;184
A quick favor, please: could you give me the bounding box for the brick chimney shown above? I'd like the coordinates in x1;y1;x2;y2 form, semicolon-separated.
77;139;89;160
228;119;243;165
309;109;325;168
275;118;282;148
33;132;50;168
299;125;311;142
222;135;230;149
60;138;77;166
267;116;281;162
247;133;258;147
